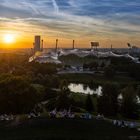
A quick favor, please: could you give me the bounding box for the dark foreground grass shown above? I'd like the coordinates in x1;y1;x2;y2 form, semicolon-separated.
0;118;139;140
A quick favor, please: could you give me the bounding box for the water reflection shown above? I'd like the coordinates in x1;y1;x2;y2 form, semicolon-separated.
68;83;102;96
118;94;140;103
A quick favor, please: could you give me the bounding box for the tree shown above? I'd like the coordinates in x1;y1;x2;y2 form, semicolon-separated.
56;88;71;110
104;66;116;78
89;80;99;90
59;80;69;91
0;76;45;114
54;79;71;110
136;85;140;98
97;83;120;116
86;94;94;112
121;86;140;119
100;62;105;68
83;62;98;70
29;62;57;75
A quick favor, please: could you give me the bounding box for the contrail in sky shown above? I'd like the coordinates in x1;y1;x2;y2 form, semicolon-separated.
52;0;59;13
22;0;41;15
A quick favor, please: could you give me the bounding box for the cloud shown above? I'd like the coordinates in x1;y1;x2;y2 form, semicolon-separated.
0;0;140;44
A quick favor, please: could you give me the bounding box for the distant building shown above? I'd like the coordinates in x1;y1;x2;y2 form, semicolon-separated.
34;36;41;52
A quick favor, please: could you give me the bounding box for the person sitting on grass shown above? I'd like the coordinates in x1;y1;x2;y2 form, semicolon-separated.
80;113;92;120
121;121;125;127
67;111;75;119
129;122;136;129
113;120;117;125
96;114;103;120
50;108;57;118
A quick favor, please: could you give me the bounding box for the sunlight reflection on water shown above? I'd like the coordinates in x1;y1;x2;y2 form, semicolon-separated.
68;83;102;96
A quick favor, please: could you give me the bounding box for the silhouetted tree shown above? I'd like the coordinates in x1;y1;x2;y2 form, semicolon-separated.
56;88;71;110
59;79;69;91
0;76;45;114
137;85;140;98
100;62;105;68
86;94;94;112
104;66;116;78
97;83;120;116
121;86;140;119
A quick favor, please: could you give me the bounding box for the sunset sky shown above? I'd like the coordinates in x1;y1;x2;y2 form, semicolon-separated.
0;0;140;48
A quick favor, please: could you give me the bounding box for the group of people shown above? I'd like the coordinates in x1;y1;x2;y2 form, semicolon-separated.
49;109;104;120
0;110;138;131
49;109;96;120
0;114;14;121
0;112;105;121
96;114;105;120
80;113;92;119
28;112;41;118
49;109;75;119
113;120;136;129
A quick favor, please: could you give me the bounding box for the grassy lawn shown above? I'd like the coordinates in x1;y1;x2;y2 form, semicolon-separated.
0;118;139;140
58;73;139;85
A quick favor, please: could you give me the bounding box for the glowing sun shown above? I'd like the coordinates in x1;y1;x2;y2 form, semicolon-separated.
3;34;15;44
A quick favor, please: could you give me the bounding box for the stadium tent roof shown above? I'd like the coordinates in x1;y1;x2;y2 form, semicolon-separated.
29;49;139;63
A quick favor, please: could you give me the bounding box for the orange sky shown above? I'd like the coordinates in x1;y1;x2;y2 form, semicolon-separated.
0;32;140;49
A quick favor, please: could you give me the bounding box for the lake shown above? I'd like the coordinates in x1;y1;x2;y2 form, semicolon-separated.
68;83;102;96
68;83;140;103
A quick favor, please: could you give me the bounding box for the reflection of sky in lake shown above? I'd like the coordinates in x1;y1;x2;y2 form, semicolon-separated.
118;94;123;100
137;96;140;103
118;94;140;103
68;83;102;96
69;83;140;103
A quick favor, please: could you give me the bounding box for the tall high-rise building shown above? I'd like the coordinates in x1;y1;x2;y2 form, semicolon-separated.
34;36;41;52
